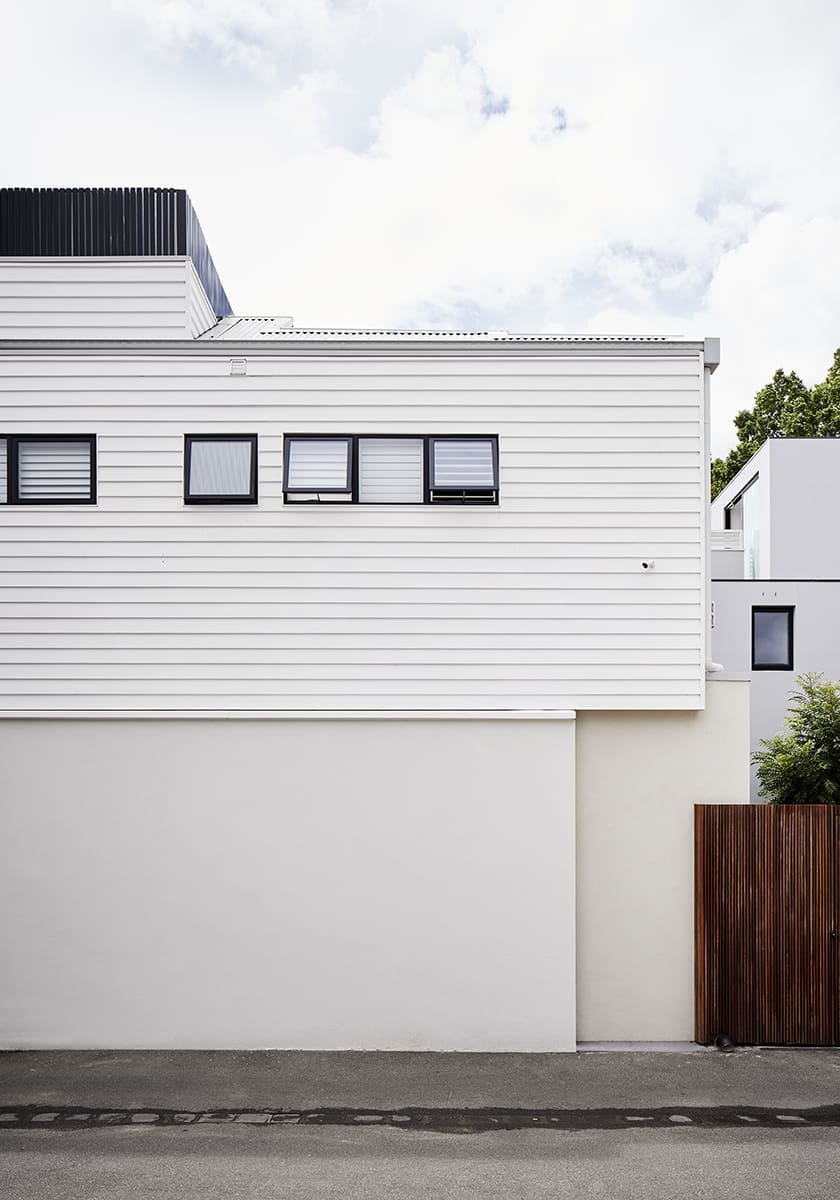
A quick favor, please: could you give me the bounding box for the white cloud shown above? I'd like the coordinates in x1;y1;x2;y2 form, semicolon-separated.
1;0;839;452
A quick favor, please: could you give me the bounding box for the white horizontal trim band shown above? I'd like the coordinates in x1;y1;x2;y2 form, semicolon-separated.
0;708;578;721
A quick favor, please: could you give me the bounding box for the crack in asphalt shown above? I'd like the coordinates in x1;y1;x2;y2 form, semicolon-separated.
1;1105;838;1133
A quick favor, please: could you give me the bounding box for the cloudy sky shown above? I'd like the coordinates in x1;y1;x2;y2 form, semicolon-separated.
2;0;839;453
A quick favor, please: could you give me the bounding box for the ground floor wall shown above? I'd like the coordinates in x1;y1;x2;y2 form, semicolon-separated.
575;679;751;1042
0;683;750;1051
0;715;577;1052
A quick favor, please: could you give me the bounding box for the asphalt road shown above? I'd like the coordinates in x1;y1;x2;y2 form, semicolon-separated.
2;1125;839;1200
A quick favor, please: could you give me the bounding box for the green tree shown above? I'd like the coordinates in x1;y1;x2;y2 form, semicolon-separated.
710;350;840;499
811;346;840;430
753;673;840;804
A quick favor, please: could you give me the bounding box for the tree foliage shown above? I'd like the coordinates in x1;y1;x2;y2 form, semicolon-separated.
710;349;840;499
753;673;840;805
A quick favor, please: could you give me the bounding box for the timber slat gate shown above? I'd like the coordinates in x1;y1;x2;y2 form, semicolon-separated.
695;804;840;1045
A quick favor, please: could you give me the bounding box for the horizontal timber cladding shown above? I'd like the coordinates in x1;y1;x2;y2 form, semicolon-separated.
695;804;840;1046
0;259;218;340
0;349;707;713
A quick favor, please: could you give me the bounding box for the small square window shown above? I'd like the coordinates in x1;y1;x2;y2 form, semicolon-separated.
284;436;353;501
184;435;257;504
428;437;498;503
0;435;96;504
752;607;794;670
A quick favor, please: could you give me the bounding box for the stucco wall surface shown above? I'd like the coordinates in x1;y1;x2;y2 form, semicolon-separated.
766;439;840;579
712;579;840;801
0;716;576;1051
575;678;750;1042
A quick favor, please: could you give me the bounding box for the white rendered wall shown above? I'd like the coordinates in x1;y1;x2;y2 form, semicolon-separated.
575;679;750;1041
712;579;840;801
0;716;576;1051
0;345;707;713
710;439;840;581
711;548;744;578
0;259;217;339
765;439;840;578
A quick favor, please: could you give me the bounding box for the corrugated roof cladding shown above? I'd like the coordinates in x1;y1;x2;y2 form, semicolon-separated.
199;318;682;344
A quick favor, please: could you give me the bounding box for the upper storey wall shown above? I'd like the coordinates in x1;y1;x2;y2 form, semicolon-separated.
0;258;218;340
0;344;709;715
0;186;232;320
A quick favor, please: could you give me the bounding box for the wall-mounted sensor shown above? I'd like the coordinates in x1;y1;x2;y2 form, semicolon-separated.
641;560;656;570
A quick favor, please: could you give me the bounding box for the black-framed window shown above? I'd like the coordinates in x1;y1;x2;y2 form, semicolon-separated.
283;436;353;502
752;606;794;670
282;434;499;504
184;435;258;504
0;434;96;504
428;436;498;502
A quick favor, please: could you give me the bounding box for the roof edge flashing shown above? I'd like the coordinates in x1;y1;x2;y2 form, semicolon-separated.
704;337;721;372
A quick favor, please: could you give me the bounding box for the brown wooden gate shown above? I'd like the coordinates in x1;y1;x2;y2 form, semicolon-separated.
695;804;840;1045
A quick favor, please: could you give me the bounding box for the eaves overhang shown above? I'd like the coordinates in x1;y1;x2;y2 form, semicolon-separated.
0;336;710;360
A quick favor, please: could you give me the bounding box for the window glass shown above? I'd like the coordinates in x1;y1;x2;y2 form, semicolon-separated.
753;608;793;669
187;438;255;500
17;439;93;501
431;439;497;489
282;434;499;504
741;483;760;579
285;438;351;492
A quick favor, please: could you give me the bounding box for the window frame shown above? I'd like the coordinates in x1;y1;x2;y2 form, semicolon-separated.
723;473;758;530
751;605;794;671
282;433;500;505
283;434;354;500
2;433;97;505
184;433;258;505
427;434;499;504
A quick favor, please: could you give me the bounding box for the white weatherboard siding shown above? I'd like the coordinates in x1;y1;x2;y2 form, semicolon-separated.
0;259;217;340
185;259;218;340
0;347;706;713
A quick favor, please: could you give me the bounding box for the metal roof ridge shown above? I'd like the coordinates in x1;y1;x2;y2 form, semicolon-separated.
200;321;689;342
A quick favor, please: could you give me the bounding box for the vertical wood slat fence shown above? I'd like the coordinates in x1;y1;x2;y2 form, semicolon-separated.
695;805;839;1046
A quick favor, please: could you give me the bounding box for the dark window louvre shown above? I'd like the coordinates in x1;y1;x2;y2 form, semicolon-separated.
0;435;97;505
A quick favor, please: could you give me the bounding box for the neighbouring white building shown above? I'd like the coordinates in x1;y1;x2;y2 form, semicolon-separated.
0;187;748;1052
712;437;840;802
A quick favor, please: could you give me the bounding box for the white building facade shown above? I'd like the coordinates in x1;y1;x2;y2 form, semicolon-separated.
712;437;840;802
0;188;748;1051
